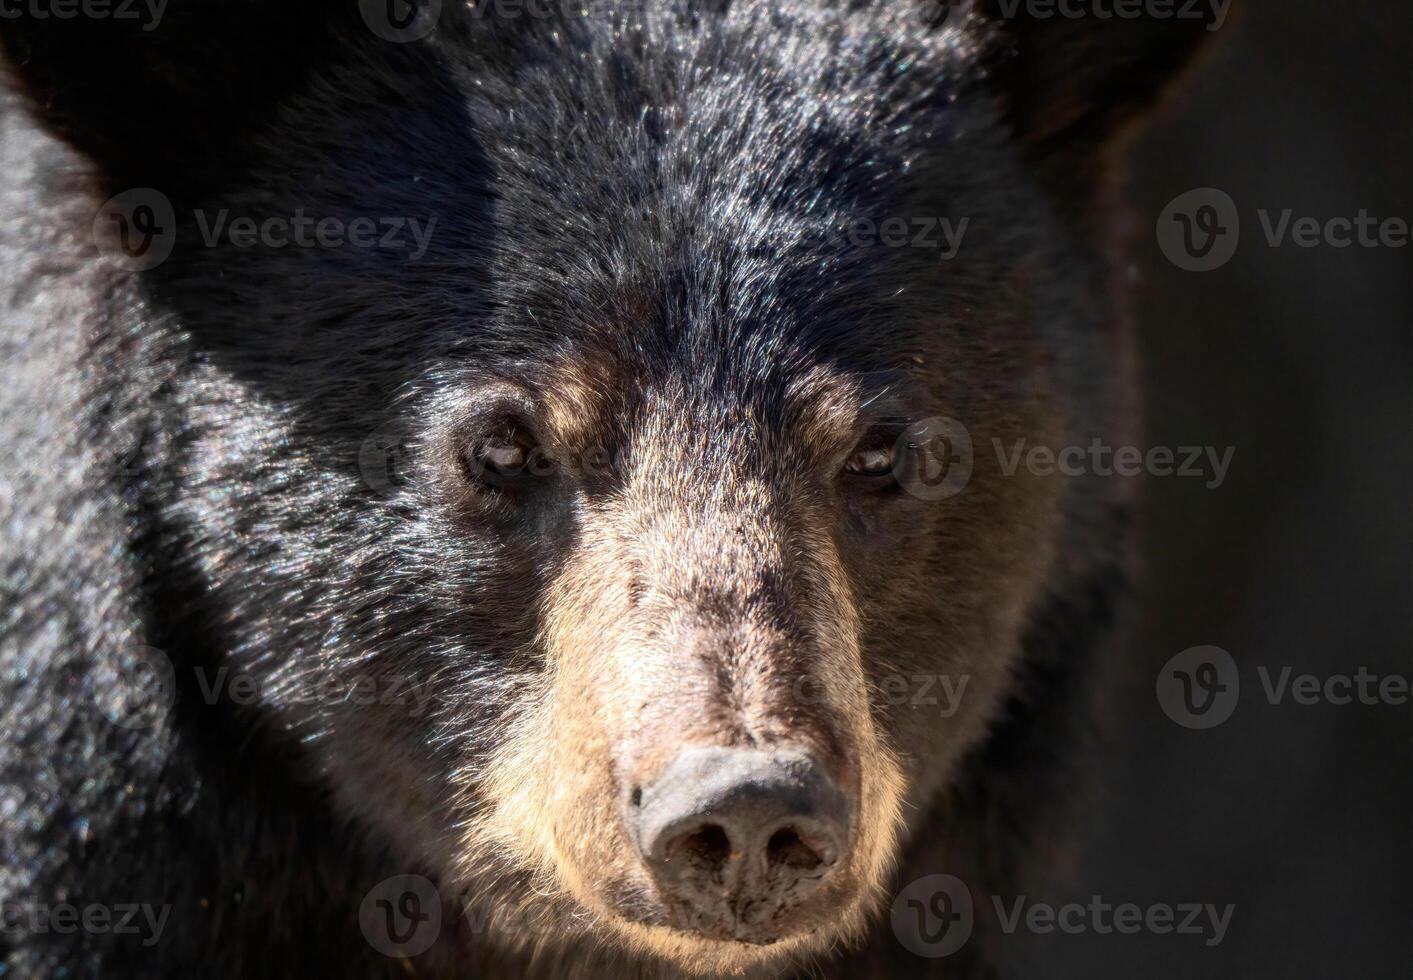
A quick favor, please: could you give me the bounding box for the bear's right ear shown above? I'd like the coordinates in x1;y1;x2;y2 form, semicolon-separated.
0;0;350;186
967;0;1227;194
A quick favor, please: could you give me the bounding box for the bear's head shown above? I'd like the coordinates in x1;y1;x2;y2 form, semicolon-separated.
4;0;1216;973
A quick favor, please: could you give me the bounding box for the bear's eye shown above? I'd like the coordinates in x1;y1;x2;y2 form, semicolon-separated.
843;441;897;479
464;423;542;482
481;440;531;475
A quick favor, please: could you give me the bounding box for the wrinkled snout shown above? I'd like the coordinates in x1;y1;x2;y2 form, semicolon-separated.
629;746;854;944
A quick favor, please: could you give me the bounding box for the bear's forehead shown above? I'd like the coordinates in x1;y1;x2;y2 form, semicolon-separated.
458;5;976;198
460;251;929;430
425;7;986;362
233;4;987;420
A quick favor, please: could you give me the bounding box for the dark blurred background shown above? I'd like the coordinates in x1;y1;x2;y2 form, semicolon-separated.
1011;0;1413;976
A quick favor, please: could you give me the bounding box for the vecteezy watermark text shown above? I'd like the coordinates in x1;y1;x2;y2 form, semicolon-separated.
839;216;970;259
1158;188;1410;271
1157;646;1413;729
994;0;1230;30
102;645;439;731
93;189;439;272
890;874;1234;958
992;895;1234;946
795;673;972;718
192;209;437;259
995;438;1234;489
0;0;166;31
0;900;170;947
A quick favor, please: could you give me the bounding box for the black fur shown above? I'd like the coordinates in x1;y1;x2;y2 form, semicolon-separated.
0;2;1212;976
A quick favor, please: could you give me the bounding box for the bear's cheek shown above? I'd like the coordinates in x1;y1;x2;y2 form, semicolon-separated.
845;394;1069;817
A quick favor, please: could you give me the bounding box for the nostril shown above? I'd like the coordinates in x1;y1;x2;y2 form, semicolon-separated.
629;786;642;808
673;823;732;874
766;826;824;872
631;745;854;939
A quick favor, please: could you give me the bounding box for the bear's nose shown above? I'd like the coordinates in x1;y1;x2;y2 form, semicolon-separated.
629;745;852;943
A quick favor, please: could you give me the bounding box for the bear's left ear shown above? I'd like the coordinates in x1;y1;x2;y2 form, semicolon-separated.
0;0;347;187
968;0;1228;187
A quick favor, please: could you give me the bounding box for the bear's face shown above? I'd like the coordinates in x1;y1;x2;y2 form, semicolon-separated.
177;32;1062;974
52;2;1207;973
426;339;1064;971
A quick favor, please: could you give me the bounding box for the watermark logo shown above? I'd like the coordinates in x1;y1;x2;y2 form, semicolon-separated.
359;425;416;496
895;420;1235;501
360;0;441;41
892;876;1235;954
92;190;438;271
106;645;177;731
1159;190;1409;270
1161;652;1413;728
93;189;177;272
916;0;961;28
891;874;974;958
360;875;441;957
895;416;974;501
1156;188;1240;272
1157;645;1240;729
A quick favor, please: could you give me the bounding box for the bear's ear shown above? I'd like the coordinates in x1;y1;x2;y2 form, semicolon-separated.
969;0;1226;187
0;0;347;186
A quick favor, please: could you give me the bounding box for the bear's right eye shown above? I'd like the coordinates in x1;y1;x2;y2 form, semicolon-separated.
462;422;544;484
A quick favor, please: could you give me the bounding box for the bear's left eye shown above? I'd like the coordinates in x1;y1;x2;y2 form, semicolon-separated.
480;439;532;475
843;442;896;478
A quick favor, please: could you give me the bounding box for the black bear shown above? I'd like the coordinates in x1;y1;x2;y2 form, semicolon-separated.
0;1;1215;976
